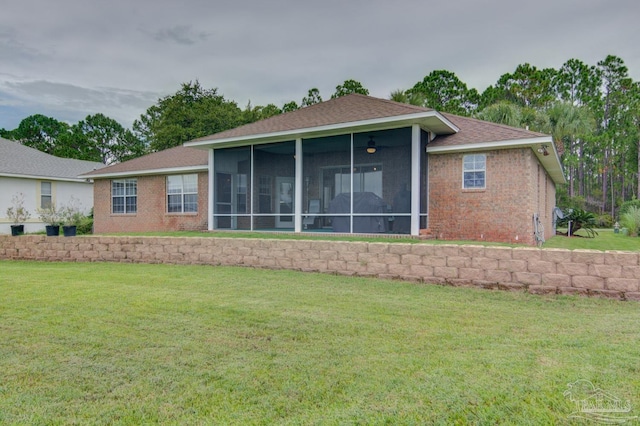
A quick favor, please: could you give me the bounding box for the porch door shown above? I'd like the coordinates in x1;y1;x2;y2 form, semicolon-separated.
275;177;294;228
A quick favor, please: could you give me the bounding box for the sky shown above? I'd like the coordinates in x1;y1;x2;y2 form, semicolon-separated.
1;0;638;131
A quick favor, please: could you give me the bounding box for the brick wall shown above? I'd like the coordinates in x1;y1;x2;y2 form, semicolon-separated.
93;172;209;233
428;148;556;245
1;235;638;301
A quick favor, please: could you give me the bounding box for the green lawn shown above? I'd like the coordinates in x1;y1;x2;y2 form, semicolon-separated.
104;228;640;251
1;261;639;424
543;228;640;251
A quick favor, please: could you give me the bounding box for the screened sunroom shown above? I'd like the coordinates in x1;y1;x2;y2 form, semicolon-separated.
208;127;432;235
185;94;459;236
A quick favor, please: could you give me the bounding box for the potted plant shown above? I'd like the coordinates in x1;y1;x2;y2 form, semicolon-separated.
38;204;62;236
60;197;83;237
6;192;31;236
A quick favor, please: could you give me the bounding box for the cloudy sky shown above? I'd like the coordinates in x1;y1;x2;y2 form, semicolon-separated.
1;0;638;130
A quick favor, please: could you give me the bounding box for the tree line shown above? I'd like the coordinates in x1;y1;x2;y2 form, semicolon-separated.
1;56;638;219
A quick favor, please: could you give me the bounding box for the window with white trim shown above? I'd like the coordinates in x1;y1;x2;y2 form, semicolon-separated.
41;182;52;208
167;174;198;213
112;179;137;213
463;154;486;189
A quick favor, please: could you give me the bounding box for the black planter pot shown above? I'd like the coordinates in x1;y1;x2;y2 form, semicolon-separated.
45;225;60;236
62;225;77;237
10;224;24;236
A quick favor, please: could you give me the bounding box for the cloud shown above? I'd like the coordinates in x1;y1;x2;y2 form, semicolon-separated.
0;77;159;128
151;25;211;45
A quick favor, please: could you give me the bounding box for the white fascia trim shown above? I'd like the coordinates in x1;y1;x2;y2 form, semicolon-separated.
81;165;208;179
186;111;459;148
426;136;552;153
0;172;91;183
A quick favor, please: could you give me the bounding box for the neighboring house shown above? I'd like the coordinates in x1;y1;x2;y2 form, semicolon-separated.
0;137;105;234
83;95;565;245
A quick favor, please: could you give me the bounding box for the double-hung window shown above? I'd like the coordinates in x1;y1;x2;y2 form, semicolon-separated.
463;154;486;189
167;174;198;213
112;179;137;213
41;182;52;208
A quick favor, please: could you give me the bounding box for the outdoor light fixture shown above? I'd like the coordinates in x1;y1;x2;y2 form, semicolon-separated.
366;136;377;154
537;145;549;156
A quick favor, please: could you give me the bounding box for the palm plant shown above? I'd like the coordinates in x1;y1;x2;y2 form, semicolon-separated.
557;208;599;238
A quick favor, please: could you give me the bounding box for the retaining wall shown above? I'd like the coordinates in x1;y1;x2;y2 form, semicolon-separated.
1;235;639;301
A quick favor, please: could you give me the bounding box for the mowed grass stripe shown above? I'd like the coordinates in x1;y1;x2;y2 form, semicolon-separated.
0;260;638;424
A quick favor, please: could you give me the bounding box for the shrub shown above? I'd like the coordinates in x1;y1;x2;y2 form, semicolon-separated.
557;208;598;238
618;199;640;219
6;193;31;224
620;206;640;237
595;213;614;228
76;215;94;235
37;204;62;226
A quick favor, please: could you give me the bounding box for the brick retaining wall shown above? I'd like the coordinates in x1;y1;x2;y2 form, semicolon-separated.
1;235;639;301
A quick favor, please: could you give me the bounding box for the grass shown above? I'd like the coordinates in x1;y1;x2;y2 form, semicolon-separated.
1;261;639;424
104;228;640;251
543;228;640;251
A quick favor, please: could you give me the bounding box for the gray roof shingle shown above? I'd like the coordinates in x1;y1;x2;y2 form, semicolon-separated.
0;137;105;180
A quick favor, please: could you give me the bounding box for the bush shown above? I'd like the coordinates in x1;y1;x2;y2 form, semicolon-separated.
620;206;640;237
557;208;598;238
595;213;614;228
76;214;94;235
618;199;640;219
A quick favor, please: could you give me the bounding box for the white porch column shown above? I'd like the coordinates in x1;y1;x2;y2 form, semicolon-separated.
208;149;214;231
294;138;303;232
411;124;420;236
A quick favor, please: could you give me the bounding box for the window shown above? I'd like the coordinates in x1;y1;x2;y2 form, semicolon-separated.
41;182;52;208
167;174;198;213
112;179;137;214
463;154;486;189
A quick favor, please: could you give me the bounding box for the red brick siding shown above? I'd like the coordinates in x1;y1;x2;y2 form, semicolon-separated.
93;172;209;233
428;148;555;245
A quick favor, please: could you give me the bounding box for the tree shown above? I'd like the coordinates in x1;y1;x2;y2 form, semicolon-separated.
544;102;595;196
331;79;369;98
282;101;299;112
72;114;146;164
407;70;479;115
553;59;601;107
5;114;69;154
133;80;243;152
493;63;556;108
389;89;424;106
301;88;322;107
476;101;523;127
242;102;282;124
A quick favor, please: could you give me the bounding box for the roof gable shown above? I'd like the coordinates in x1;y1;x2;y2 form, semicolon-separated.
187;94;456;147
0;137;105;180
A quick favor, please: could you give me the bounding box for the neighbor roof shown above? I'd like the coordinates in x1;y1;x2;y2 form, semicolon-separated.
0;137;105;181
81;145;208;178
186;94;459;148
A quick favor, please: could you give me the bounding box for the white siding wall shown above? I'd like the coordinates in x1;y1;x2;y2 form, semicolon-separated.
0;177;95;234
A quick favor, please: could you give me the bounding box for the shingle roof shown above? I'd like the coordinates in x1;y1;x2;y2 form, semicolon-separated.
0;137;105;180
80;94;562;182
81;145;208;177
430;113;547;146
190;94;442;143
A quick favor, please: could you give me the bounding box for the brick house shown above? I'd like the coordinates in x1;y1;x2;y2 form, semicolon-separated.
83;95;564;245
